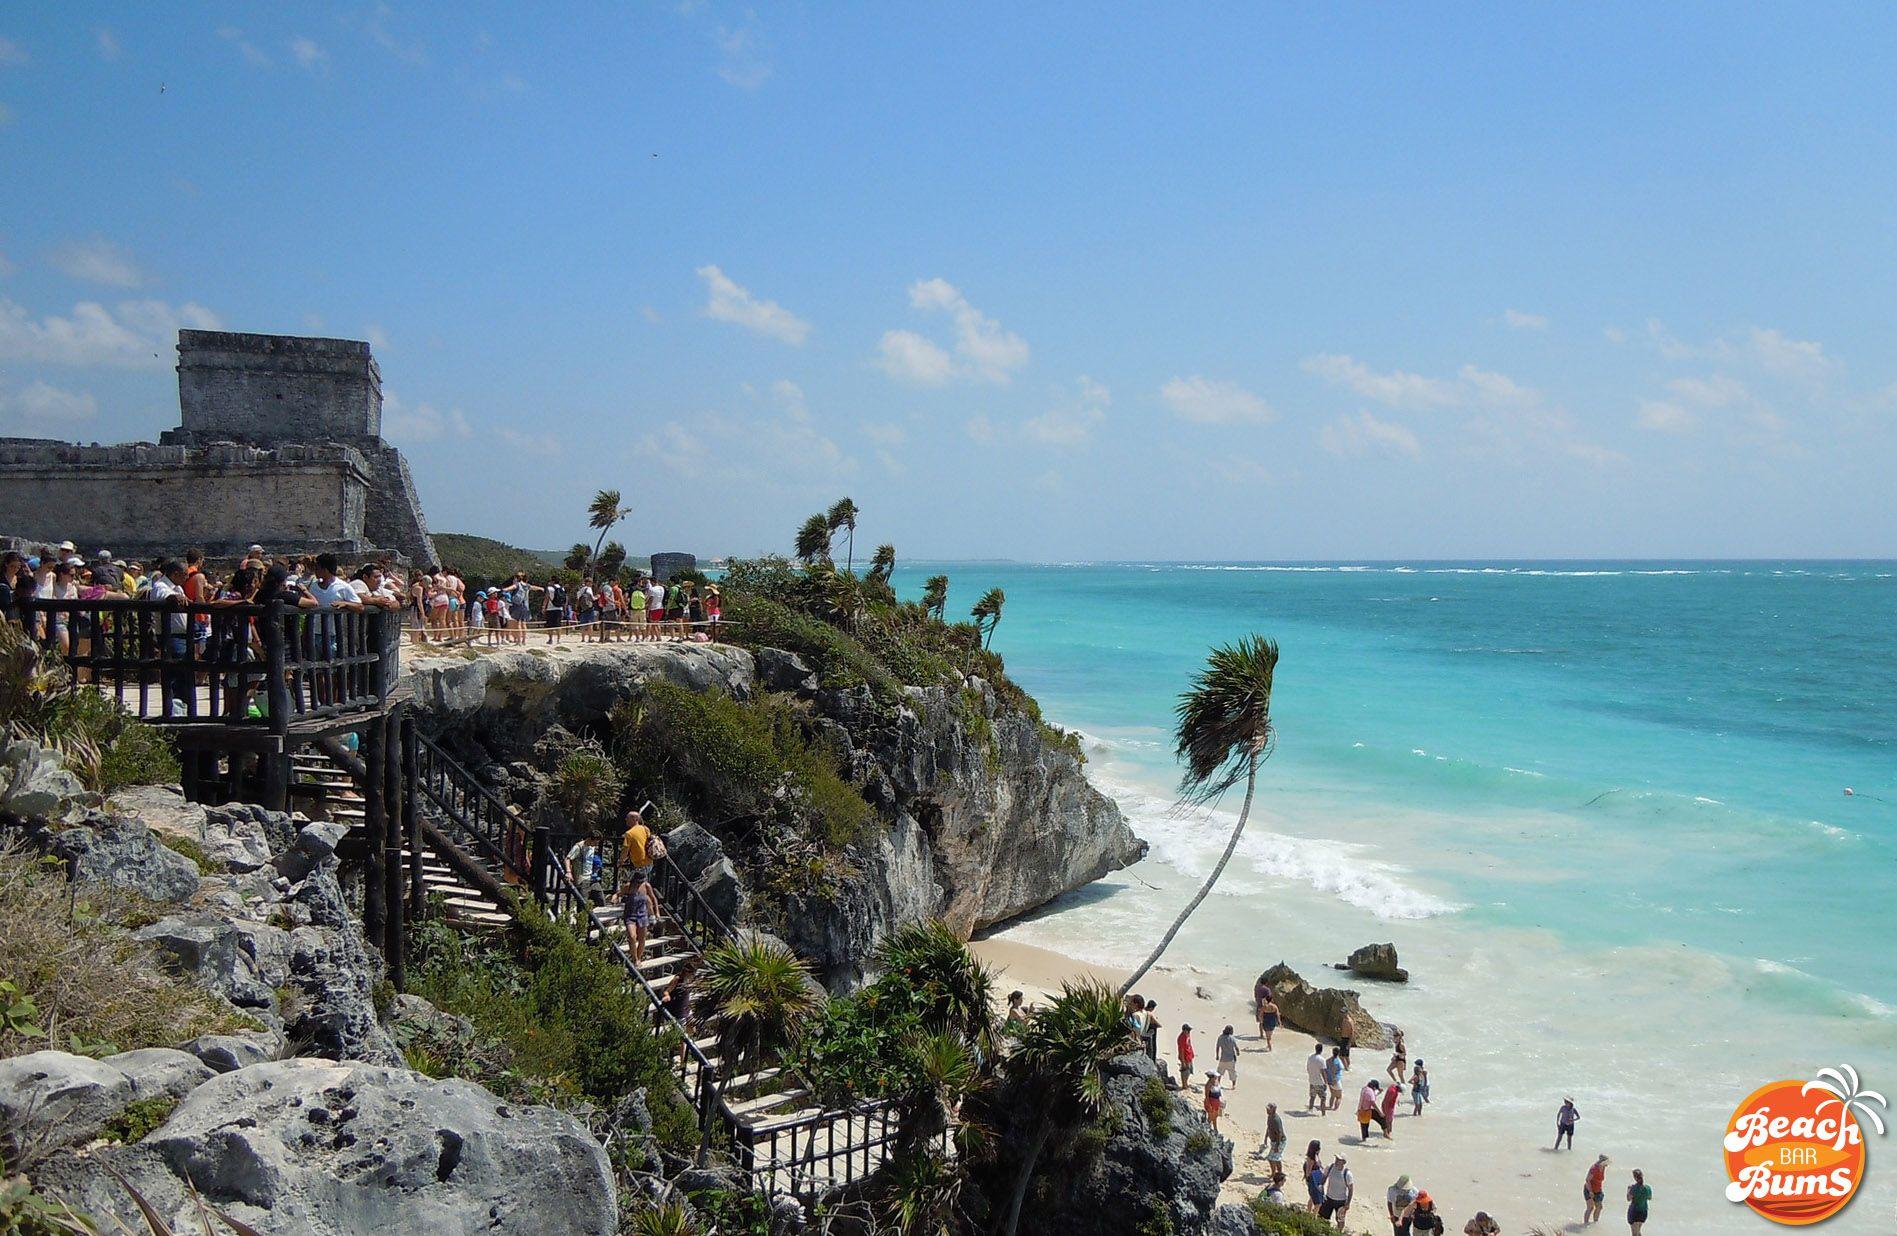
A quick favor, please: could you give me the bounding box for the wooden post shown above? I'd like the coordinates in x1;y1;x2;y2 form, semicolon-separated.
403;716;424;919
361;720;387;955
384;708;406;990
530;824;553;907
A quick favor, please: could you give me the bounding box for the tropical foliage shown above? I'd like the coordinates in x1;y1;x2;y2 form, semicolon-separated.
698;935;821;1075
0;621;179;795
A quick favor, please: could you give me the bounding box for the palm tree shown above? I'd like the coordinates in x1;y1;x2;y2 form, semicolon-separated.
564;543;591;572
1118;635;1279;996
869;542;897;584
921;575;949;623
795;512;833;564
876;919;996;1046
971;587;1006;649
597;541;627;579
825;570;866;630
587;489;626;566
700;935;821;1075
827;497;859;573
998;980;1136;1236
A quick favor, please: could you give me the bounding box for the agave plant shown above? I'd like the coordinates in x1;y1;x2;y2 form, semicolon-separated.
877;1145;966;1236
699;935;821;1074
1119;635;1279;996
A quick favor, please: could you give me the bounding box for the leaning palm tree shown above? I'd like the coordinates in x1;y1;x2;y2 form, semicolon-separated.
587;489;626;566
921;575;949;623
1119;635;1279;996
827;497;859;573
998;980;1136;1236
868;542;897;584
971;587;1006;649
700;935;821;1075
795;512;833;564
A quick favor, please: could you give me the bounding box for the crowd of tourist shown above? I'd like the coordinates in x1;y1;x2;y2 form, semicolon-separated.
1108;975;1651;1234
404;568;721;646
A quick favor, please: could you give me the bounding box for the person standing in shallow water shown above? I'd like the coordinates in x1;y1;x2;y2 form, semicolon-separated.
1625;1169;1651;1235
1583;1154;1609;1225
1410;1060;1429;1116
1215;1025;1240;1088
1307;1044;1329;1111
1555;1097;1581;1150
1258;993;1280;1051
1253;973;1273;1035
1387;1028;1407;1083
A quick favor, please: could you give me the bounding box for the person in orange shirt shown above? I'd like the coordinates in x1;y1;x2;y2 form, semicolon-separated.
1583;1154;1609;1226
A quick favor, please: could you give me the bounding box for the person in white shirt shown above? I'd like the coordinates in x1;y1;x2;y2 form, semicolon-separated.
1307;1046;1329;1112
148;560;194;716
1320;1156;1354;1226
299;554;362;705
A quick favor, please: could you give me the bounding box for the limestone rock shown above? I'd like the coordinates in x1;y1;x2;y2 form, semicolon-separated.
1260;963;1390;1050
52;815;201;904
134;915;277;1013
0;738;87;822
182;1028;285;1074
274;820;349;882
1336;942;1407;983
663;821;747;928
754;647;818;694
37;1058;618;1236
0;1048;211;1158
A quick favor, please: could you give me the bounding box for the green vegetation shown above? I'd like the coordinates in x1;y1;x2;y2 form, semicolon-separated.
1184;1129;1214;1154
156;833;217;876
546;746;624;832
429;531;561;588
1138;1075;1174;1138
1248;1197;1346;1236
0;621;179;795
698;935;820;1077
0;1151;93;1234
404;908;697;1153
0;844;243;1058
99;1095;179;1144
612;680;875;851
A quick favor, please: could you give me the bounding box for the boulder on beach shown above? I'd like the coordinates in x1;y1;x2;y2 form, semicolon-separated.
1261;962;1390;1050
1333;942;1408;983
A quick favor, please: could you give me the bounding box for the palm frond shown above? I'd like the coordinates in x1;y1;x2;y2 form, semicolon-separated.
1173;634;1279;803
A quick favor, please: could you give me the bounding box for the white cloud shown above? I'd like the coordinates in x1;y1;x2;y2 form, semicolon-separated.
1665;374;1746;407
495;426;560;456
1319;411;1421;458
48;238;144;288
963;414;997;445
0;38;26;66
0;297;220;368
1564;440;1627;467
637;400;853;488
290;36;328;71
639;305;662;324
863;421;906;447
876;329;954;385
696;264;811;345
364;4;428;65
1636;399;1695;434
1646;319;1831;380
1160;375;1273;425
1457;364;1540;408
713;19;770;89
96;29;122;61
363;324;391;352
0;380;98;427
1504;308;1549;331
1302;353;1459;410
217;26;271;67
1023;377;1109;448
1602;325;1627;345
381;392;472;443
906;278;1029;383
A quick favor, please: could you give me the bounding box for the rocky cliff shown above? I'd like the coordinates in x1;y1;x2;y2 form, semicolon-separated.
404;642;1146;984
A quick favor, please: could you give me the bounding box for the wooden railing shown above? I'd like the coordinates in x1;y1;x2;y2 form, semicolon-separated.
15;597;398;729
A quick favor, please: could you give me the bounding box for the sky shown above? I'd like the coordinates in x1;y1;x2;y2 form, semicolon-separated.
2;3;1895;561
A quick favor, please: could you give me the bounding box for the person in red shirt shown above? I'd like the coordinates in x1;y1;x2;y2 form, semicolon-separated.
1582;1154;1609;1226
1176;1024;1195;1088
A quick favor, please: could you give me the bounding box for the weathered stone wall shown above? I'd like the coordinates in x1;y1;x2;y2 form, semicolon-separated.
173;330;382;443
0;438;372;560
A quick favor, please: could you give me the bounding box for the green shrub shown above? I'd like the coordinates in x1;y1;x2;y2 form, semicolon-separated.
1185;1129;1215;1154
1139;1075;1174;1138
0;622;180;794
99;1095;178;1144
406;908;697;1153
722;594;897;697
1249;1197;1343;1236
1135;1197;1175;1236
157;833;216;876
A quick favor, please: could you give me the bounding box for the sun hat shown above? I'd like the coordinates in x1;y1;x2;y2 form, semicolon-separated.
58;540;76;551
1397;1175;1411;1188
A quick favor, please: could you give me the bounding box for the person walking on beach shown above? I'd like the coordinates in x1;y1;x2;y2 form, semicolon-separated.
1143;1000;1160;1060
1386;1174;1417;1236
1253;973;1274;1035
1326;1047;1346;1113
1320;1155;1355;1228
1335;1010;1354;1069
1462;1212;1499;1236
1258;993;1280;1051
1401;1192;1444;1235
1307;1044;1329;1111
1387;1028;1408;1084
1379;1079;1402;1139
1357;1080;1383;1142
1176;1024;1196;1088
1302;1141;1326;1214
1202;1071;1224;1132
1215;1025;1240;1088
1583;1154;1609;1225
1555;1097;1581;1150
1625;1169;1651;1234
1410;1061;1429;1116
1263;1101;1286;1165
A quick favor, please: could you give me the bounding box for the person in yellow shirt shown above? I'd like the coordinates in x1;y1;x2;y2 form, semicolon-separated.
619;808;663;933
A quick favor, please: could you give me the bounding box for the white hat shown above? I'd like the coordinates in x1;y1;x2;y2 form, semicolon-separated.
58;540;76;551
248;544;264;554
95;549;113;559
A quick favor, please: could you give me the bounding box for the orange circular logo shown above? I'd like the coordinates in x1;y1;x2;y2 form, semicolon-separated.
1723;1075;1873;1225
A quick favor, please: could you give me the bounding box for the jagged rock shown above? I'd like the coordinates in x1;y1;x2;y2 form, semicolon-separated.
285;920;402;1067
1260;963;1390;1050
0;738;87;822
0;1048;211;1158
133;915;277;1012
663;821;747;927
996;1050;1230;1236
50;814;201;904
1210;1203;1261;1235
36;1058;618;1236
274;821;349;882
390;993;474;1042
1336;942;1407;983
754;647;818;694
182;1028;284;1074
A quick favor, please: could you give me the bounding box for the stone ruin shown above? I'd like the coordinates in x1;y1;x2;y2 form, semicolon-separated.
0;330;437;566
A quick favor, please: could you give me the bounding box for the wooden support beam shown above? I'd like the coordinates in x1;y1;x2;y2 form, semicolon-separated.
383;708;406;990
361;720;387;953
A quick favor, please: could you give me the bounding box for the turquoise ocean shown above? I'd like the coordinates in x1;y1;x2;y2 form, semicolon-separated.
923;561;1897;1231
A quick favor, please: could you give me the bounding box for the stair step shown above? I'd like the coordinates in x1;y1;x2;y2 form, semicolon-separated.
634;952;693;974
725;1088;811;1119
743;1105;827;1134
720;1067;782;1095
